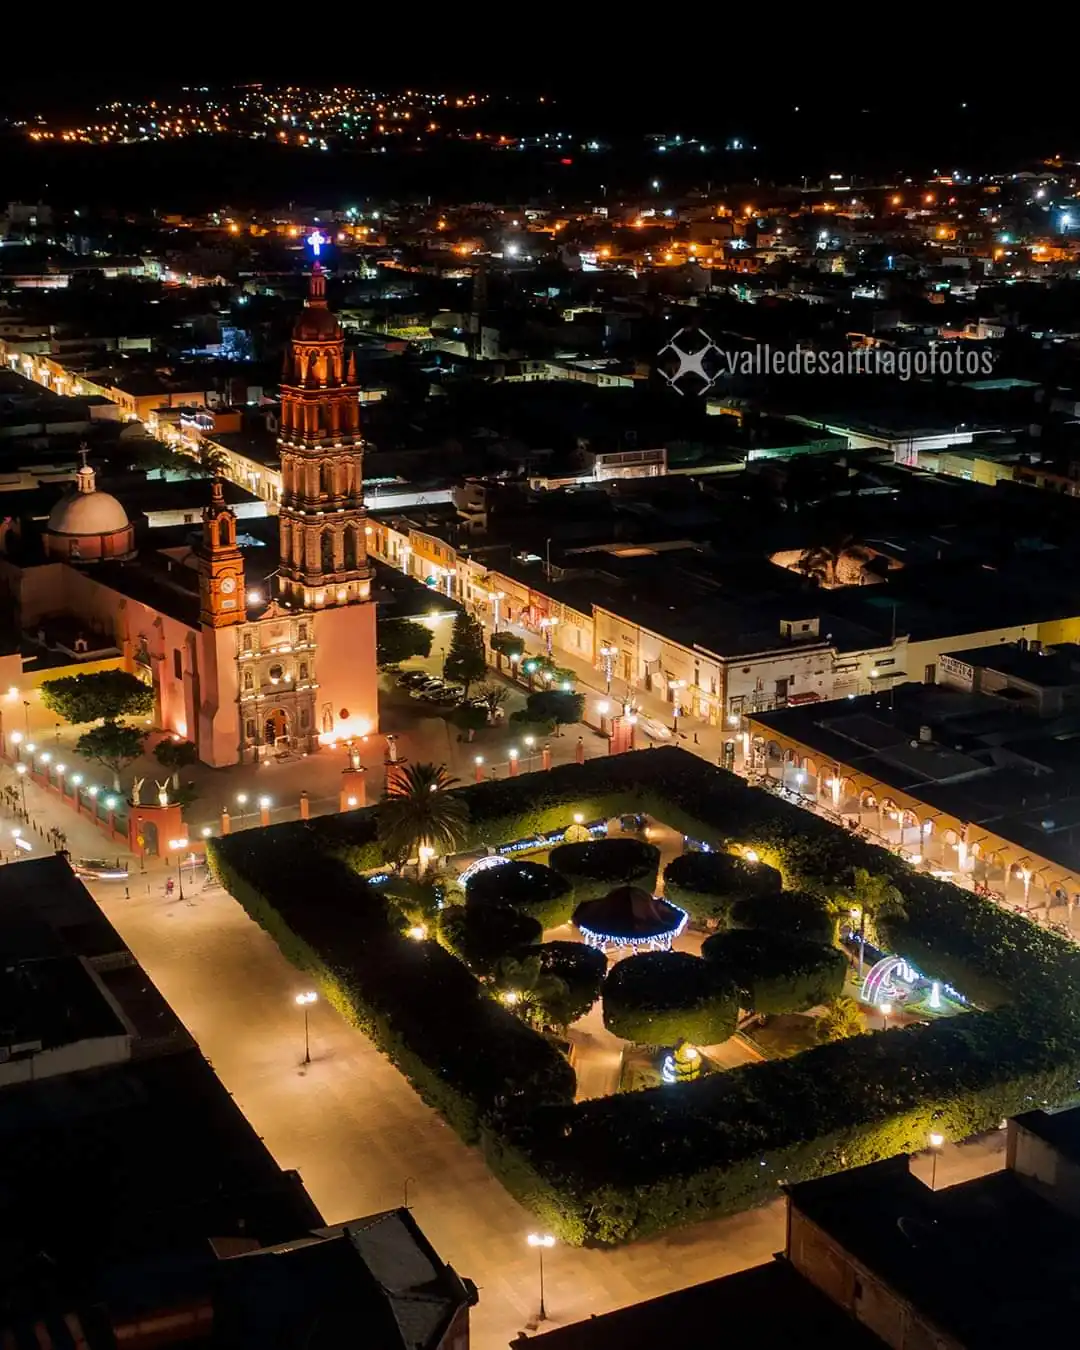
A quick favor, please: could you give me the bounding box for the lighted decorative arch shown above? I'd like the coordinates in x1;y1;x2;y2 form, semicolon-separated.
860;954;919;1007
458;854;512;887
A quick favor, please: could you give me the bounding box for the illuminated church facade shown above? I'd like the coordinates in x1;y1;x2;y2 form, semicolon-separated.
0;265;378;767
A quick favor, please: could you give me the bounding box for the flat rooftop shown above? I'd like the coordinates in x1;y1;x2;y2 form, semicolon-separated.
789;1157;1080;1348
518;1258;882;1350
751;685;1080;880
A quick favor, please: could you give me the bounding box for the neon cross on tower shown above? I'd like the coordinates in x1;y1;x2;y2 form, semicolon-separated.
307;229;327;257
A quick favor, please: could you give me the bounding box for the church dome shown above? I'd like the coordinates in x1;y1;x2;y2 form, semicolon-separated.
44;450;136;564
48;489;130;536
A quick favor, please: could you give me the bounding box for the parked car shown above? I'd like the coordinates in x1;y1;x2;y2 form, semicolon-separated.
636;716;672;741
409;679;449;698
397;670;433;689
420;685;463;704
73;858;129;881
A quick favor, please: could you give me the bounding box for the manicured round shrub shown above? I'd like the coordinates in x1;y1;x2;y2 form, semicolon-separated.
602;952;739;1046
466;859;573;930
662;850;782;925
702;928;845;1015
438;904;542;976
728;889;837;945
549;838;661;903
532;941;608;1025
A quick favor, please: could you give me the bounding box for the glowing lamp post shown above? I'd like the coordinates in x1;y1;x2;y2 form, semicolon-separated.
168;838;189;899
259;795;271;827
599;644;617;693
15;763;26;817
474;754;484;784
928;1132;944;1190
597;699;611;735
880;1001;892;1032
236;792;248;826
295;990;317;1064
509;748;519;778
527;1233;556;1321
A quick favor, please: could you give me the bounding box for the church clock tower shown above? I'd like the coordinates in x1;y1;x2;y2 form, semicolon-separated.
197;478;245;628
275;259;378;745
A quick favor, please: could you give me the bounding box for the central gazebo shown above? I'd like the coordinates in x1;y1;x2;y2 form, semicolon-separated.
573;886;688;954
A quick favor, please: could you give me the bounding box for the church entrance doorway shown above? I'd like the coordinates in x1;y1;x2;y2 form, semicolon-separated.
265;708;290;750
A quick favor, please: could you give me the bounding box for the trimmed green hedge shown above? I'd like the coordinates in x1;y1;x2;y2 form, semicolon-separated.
729;889;838;945
663;850;782;924
438;904;543;977
602;952;739;1046
548;837;661;903
702;928;846;1015
527;941;607;1025
213;746;1080;1247
466;860;573;930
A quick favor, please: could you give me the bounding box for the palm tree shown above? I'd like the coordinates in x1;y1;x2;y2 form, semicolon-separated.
494;953;571;1030
377;762;469;874
797;536;872;588
816;996;866;1043
796;542;842;587
200;444;231;478
840;867;906;980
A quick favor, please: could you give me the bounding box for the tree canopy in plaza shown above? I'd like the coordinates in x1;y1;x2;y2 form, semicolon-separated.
76;722;148;791
41;670;154;726
443;612;487;696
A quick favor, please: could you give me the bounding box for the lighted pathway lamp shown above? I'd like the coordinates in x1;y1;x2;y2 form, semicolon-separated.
596;700;611;735
235;792;249;826
474;754;484;784
295;990;317;1064
14;763;26;816
928;1132;945;1190
258;795;272;827
599;644;617;693
880;1001;893;1032
168;837;189;900
527;1234;556;1321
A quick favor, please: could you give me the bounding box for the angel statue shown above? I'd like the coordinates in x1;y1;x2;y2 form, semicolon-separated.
155;779;171;808
131;777;145;807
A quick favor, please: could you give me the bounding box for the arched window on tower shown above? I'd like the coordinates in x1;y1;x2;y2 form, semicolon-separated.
243;670;254;691
320;462;334;497
343;527;357;571
321;530;335;574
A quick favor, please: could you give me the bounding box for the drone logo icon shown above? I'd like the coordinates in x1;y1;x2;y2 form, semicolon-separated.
656;327;723;397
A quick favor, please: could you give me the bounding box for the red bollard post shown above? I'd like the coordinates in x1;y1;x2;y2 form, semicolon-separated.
299;790;310;820
542;744;552;771
221;807;231;835
575;736;585;765
509;751;520;777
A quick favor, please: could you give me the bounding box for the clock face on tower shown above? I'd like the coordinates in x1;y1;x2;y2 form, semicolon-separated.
220;576;236;594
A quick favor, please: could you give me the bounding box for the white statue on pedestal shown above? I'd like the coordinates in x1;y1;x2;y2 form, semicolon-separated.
155;779;170;808
131;777;144;807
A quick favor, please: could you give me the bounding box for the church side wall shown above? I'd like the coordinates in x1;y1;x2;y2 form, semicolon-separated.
312;602;378;744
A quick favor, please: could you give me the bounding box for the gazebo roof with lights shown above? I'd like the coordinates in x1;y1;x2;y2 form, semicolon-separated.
573;886;688;952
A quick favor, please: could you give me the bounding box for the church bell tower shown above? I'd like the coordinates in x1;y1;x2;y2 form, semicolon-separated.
274;256;378;747
197;478;245;628
277;262;372;609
